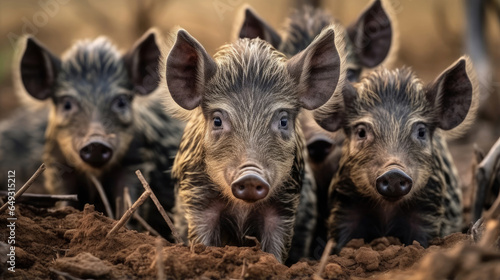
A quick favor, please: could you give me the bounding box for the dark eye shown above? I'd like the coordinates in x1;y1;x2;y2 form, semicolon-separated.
63;100;72;111
280;117;288;129
355;124;367;140
416;124;427;140
213;117;222;127
59;97;77;112
346;68;361;82
113;95;130;111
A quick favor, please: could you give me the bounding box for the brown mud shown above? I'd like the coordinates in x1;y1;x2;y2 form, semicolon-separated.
1;204;498;279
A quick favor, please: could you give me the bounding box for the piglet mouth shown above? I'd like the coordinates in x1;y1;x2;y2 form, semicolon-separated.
79;136;114;168
230;165;270;203
375;168;413;202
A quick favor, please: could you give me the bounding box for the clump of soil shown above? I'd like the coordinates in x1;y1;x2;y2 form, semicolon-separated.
0;204;499;279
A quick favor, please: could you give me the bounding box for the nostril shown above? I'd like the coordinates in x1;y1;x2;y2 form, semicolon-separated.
376;169;413;200
79;142;113;168
231;173;270;202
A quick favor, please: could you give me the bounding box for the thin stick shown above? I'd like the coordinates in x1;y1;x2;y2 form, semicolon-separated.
244;235;261;249
0;192;78;201
240;259;247;279
155;237;166;280
115;196;122;219
123;186;160;236
133;212;161;236
107;190;151;238
135;170;182;243
89;174;114;220
0;163;46;213
314;239;336;279
124;187;132;207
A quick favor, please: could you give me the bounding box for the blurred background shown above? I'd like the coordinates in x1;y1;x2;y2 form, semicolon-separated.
0;0;499;213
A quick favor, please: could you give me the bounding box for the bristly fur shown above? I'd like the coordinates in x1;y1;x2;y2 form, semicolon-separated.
316;62;475;251
279;5;335;57
9;31;184;240
168;33;324;263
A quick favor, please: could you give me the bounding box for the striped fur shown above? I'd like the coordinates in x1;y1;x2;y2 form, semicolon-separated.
236;1;396;259
314;59;478;250
170;38;307;263
8;32;184;239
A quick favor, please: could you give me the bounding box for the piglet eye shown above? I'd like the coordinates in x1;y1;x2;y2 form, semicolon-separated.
358;129;366;138
59;96;77;112
63;100;72;111
355;124;367;140
213;117;222;127
112;95;130;111
416;124;427;140
280;117;288;129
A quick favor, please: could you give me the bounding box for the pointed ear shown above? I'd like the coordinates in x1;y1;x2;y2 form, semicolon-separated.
347;0;392;68
19;36;60;100
286;25;344;110
237;6;282;49
123;28;162;95
313;82;356;132
166;29;216;110
427;57;475;130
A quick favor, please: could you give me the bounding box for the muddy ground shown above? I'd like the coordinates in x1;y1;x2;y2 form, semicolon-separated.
1;1;500;279
0;204;499;279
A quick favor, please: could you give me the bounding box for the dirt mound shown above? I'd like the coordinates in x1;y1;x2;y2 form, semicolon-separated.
1;204;499;279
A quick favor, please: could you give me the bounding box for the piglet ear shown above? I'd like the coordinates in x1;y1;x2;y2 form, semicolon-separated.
19;36;60;100
313;82;356;132
166;29;216;110
347;0;392;68
286;25;344;110
427;57;475;130
237;6;282;49
124;28;162;95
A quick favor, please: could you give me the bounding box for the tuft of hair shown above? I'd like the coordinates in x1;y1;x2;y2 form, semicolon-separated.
441;55;479;139
280;5;334;56
58;36;126;89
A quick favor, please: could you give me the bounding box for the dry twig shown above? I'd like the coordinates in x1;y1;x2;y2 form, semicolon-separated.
122;186;160;236
135;170;182;243
244;235;261;250
240;259;247;279
155;237;166;280
314;239;336;279
133;211;161;237
0;163;46;213
107;190;151;238
89;174;114;219
115;196;122;219
0;192;77;201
